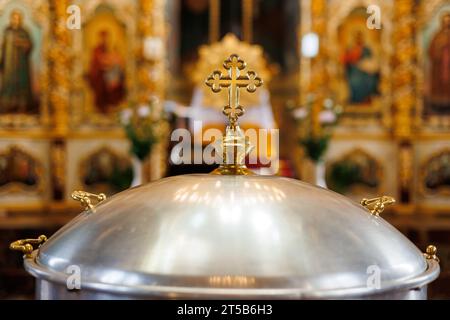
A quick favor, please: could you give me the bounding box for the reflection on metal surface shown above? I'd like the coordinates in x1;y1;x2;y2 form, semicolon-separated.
71;190;106;211
360;196;395;216
208;275;256;288
10;235;47;258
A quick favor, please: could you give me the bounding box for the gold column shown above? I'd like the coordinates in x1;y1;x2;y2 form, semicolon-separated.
393;0;415;140
310;0;327;137
392;0;415;206
139;0;166;101
296;0;327;181
209;0;220;43
298;0;310;103
139;0;168;180
49;0;71;200
242;0;253;43
309;0;326;95
51;140;66;200
49;0;70;137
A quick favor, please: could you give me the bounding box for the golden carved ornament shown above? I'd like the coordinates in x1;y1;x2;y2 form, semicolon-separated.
392;0;415;139
205;54;263;126
49;0;71;136
205;54;263;175
192;34;272;111
137;0;168;180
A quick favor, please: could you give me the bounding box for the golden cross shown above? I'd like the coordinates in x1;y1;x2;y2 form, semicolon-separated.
205;54;263;126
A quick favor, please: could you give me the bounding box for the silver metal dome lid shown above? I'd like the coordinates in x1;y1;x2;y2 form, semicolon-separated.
11;54;439;299
23;174;439;298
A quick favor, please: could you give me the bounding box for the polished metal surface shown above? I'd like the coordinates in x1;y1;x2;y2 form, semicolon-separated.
30;272;432;300
23;174;439;298
12;54;439;299
26;254;439;299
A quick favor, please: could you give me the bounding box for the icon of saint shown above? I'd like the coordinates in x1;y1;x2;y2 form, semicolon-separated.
0;10;36;114
88;30;126;113
341;31;380;104
427;12;450;114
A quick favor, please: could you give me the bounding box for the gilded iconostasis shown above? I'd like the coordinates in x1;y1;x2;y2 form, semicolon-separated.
0;0;449;298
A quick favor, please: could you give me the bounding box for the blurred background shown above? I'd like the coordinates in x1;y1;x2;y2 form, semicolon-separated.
0;0;449;299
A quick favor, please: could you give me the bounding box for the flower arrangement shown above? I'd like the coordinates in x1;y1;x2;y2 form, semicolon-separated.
288;94;342;163
120;97;166;161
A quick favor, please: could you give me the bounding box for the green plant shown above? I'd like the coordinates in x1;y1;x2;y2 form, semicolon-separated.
299;135;330;163
287;95;342;163
120;98;166;161
124;122;158;161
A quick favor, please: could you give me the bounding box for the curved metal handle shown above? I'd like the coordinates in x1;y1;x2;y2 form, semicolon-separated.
10;235;47;258
71;190;106;211
360;196;395;216
424;245;439;263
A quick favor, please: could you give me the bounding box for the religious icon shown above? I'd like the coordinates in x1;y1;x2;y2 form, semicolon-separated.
425;12;450;115
422;150;450;194
341;31;380;104
0;146;40;191
83;5;127;115
327;149;381;195
338;8;381;106
87;29;126;114
0;9;38;115
81;147;132;194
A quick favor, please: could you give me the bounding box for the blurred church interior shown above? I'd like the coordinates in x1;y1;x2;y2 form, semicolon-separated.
0;0;449;299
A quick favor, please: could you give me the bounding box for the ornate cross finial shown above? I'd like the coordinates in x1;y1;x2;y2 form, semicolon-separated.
205;54;263;127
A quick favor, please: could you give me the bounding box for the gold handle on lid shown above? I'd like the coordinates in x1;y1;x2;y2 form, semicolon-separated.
10;235;47;258
71;190;106;211
360;196;395;216
424;245;439;263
